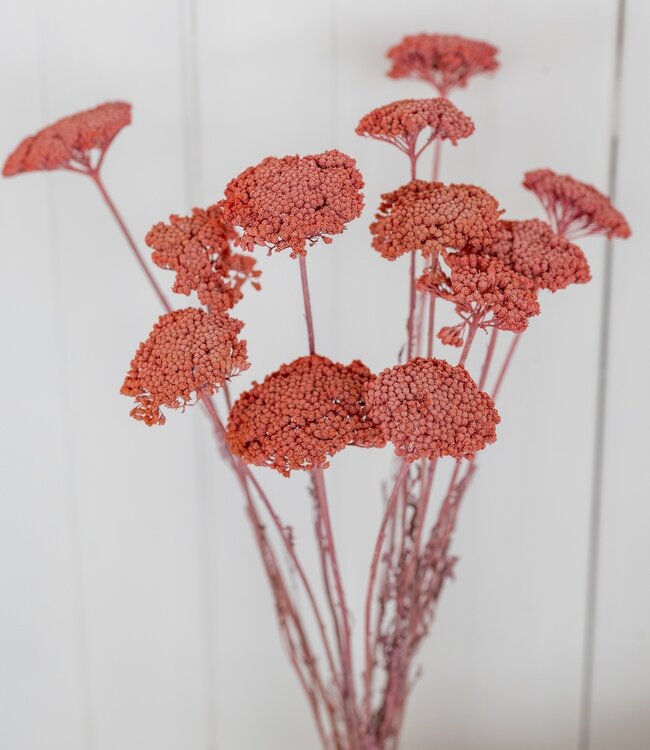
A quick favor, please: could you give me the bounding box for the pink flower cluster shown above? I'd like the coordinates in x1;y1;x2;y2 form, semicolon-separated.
121;308;249;426
146;203;260;312
386;34;499;95
3;102;131;175
523;169;631;239
370;180;503;260
482;219;591;291
356;98;474;148
226;355;385;476
222;150;364;257
366;357;500;461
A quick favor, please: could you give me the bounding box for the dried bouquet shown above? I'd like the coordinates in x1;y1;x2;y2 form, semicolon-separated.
4;32;630;750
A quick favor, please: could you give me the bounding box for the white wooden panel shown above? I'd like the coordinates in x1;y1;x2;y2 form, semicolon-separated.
334;1;617;748
0;3;87;748
590;1;650;748
0;1;213;748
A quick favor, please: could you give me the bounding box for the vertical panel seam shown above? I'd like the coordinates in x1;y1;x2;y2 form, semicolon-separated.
177;1;217;748
33;0;95;746
578;2;627;748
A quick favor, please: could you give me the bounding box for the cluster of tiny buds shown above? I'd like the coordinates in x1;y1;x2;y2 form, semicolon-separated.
3;102;132;176
121;308;249;426
386;33;499;96
365;357;500;461
221;150;364;257
371;180;503;260
146;203;260;312
355;98;474;153
226;355;385;476
434;252;540;334
477;218;592;292
523;169;631;240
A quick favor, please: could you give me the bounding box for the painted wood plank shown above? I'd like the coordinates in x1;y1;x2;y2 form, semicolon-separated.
589;1;650;748
1;1;214;748
0;2;88;748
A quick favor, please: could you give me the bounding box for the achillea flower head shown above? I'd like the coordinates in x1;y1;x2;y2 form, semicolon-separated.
3;102;131;176
478;219;591;291
434;252;540;333
523;169;631;239
121;308;249;426
146;204;260;312
222;150;364;257
386;34;499;96
355;98;474;151
226;355;386;476
366;357;499;461
370;180;503;260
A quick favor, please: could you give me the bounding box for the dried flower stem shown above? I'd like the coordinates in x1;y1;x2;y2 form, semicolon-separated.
479;327;499;390
492;331;522;401
299;255;316;355
364;461;410;721
89;171;173;312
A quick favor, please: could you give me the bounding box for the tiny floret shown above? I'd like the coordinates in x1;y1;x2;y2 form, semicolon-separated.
355;98;474;150
3;102;131;176
146;204;260;312
366;357;500;461
226;355;386;476
370;180;503;260
523;169;631;239
386;34;499;95
121;308;249;426
478;219;591;291
221;150;365;257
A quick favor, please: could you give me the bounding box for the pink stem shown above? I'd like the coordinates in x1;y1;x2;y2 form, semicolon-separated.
492;332;522;401
431;139;442;183
426;293;435;359
299;254;316;355
90;171;173;313
406;253;417;361
363;462;410;722
458;320;478;367
478;328;499;391
313;468;360;748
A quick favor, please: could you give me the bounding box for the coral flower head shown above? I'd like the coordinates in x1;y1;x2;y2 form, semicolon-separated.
121;308;249;426
386;34;499;96
355;98;474;153
523;169;631;240
3;102;131;176
370;180;503;260
226;355;386;476
222;150;364;257
146;203;260;312
433;252;540;333
366;357;500;461
477;219;591;291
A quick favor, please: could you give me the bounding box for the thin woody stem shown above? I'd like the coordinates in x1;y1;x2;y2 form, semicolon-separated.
299;254;316;355
90;171;173;313
458;320;478;367
363;462;410;722
479;327;499;391
406;253;417;360
492;332;522;401
313;468;361;748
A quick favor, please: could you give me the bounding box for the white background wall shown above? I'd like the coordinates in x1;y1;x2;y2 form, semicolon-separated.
0;1;648;748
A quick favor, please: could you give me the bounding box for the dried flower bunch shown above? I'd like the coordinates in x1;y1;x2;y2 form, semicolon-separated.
4;29;631;750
